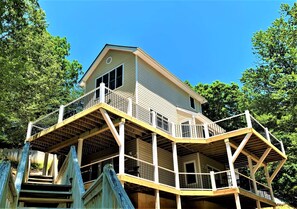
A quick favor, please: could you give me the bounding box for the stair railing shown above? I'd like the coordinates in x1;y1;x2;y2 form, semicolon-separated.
83;164;135;209
14;142;30;197
0;161;17;209
55;146;85;208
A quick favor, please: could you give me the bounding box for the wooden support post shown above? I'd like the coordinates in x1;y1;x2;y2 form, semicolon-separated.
225;139;237;188
245;110;252;128
248;156;258;194
77;138;84;166
152;133;159;183
203;123;209;138
256;200;261;209
58;105;65;123
234;193;242;209
26;122;33;140
100;109;121;146
232;133;252;163
176;194;181;209
99;82;105;103
252;148;271;175
155;190;160;209
210;171;217;191
268;159;286;184
172;142;180;189
119;121;125;175
127;98;133;116
264;166;275;202
42;153;49;176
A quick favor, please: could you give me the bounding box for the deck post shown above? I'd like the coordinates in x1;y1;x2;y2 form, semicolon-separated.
99;82;105;103
225;139;237;188
256;200;261;209
234;193;242;209
52;154;58;181
155;190;160;209
203;123;209;138
176;194;181;209
42;152;49;176
77;138;84;166
119;121;125;175
245;110;252;128
264;166;275;202
265;128;271;142
191;115;197;138
172;142;180;189
152;133;159;183
210;171;217;191
171;122;175;137
248;156;258;194
151;111;156;128
26;122;33;140
280;141;285;154
127;98;133;116
58;105;65;123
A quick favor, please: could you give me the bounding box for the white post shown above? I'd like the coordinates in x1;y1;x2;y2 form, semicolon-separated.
152;133;159;183
256;200;261;209
172;142;180;189
77;138;84;166
280;141;285;154
234;193;242;209
53;154;58;181
176;194;182;209
245;110;252;128
119;121;125;175
58;105;65;123
26;122;33;140
192;115;197;138
99;82;105;103
151;111;156;128
265;128;271;142
225;139;237;188
210;171;217;191
43;153;49;176
203;123;209;138
171;122;176;137
155;190;160;209
127;98;132;116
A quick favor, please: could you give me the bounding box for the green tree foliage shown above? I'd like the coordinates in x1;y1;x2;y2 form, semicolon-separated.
241;3;297;206
0;0;82;146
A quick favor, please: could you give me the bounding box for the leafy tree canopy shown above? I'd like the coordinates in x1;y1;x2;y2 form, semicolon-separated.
0;0;82;146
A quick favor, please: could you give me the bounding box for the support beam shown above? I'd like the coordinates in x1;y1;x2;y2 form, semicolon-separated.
256;200;261;209
77;138;84;166
46;120;121;153
234;193;242;209
248;156;258;194
176;195;181;209
264;166;275;202
172;142;180;189
155;190;160;209
100;109;121;146
42;153;49;176
119;121;125;175
252;148;271;174
152;133;159;183
225;139;237;188
210;171;217;191
268;159;286;184
245;110;252;128
232;133;252;163
127;98;133;116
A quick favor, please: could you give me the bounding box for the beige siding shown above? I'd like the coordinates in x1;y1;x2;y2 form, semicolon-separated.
199;153;225;173
137;58;202;124
85;50;136;101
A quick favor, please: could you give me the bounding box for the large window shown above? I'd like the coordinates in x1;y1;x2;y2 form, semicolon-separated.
150;110;169;131
190;97;195;109
95;65;123;98
185;162;197;184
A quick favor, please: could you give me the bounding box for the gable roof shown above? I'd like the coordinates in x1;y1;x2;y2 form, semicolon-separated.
79;44;207;104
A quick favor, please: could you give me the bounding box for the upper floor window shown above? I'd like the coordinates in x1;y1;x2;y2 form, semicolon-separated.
95;65;123;98
150;110;169;132
190;97;195;109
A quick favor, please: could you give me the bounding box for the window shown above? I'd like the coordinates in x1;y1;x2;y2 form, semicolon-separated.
181;121;191;137
190;97;195;109
150;110;169;131
185;162;196;184
95;65;123;98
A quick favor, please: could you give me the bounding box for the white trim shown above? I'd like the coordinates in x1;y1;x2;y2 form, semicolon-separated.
189;96;196;110
183;160;198;185
106;56;112;64
135;55;139;105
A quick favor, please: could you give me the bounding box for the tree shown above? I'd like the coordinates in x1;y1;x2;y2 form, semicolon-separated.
0;0;82;146
241;3;297;206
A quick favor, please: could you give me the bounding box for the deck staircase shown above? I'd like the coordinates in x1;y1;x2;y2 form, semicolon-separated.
18;175;73;208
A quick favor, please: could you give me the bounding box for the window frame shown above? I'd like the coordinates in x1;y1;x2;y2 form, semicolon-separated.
189;96;195;110
184;161;197;185
150;109;169;132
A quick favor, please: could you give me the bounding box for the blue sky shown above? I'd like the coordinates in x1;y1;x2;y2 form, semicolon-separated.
39;0;295;85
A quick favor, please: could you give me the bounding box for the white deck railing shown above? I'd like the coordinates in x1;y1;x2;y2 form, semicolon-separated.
27;83;285;154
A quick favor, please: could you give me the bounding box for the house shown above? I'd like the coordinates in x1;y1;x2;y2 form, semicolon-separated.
14;44;287;208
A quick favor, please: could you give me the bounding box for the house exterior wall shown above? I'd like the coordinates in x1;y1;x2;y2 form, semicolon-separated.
85;50;136;101
137;58;202;124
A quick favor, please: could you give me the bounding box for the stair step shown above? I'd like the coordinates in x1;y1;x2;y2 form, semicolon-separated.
18;197;73;204
28;177;53;182
21;183;71;191
29;174;53;179
20;189;72;198
25;181;53;185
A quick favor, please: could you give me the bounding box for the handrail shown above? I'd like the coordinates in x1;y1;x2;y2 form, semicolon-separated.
83;164;134;209
14;142;30;196
81;154;119;169
0;161;17;209
55;146;85;208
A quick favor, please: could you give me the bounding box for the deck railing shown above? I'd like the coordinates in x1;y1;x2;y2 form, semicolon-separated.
179;172;212;190
27;83;285;154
